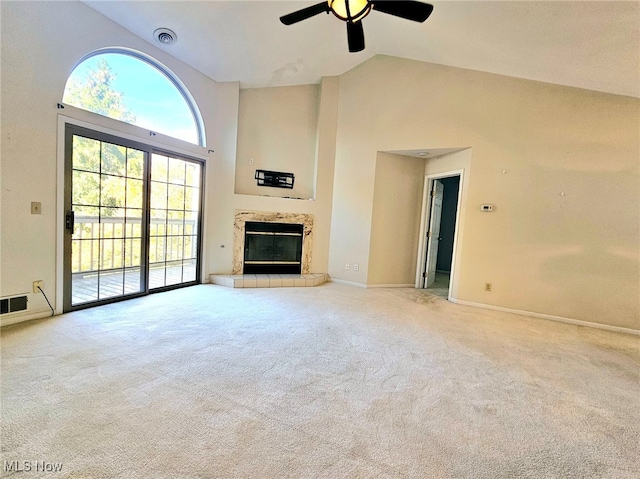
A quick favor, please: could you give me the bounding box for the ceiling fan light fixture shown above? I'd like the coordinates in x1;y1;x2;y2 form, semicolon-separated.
329;0;371;22
279;1;433;53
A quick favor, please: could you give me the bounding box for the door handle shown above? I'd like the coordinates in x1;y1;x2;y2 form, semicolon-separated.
65;211;75;231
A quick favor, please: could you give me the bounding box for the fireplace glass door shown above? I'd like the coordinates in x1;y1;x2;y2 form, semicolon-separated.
244;222;303;274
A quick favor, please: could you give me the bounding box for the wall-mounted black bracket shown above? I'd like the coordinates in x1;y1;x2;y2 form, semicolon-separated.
255;170;295;189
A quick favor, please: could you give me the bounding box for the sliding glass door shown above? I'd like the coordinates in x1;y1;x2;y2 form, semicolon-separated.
149;154;201;290
63;126;203;311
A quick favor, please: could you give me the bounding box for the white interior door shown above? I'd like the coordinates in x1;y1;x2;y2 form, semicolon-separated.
424;180;444;287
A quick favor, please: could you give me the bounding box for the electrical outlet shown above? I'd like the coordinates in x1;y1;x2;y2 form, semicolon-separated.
485;283;492;292
31;202;42;214
353;264;359;272
33;280;44;293
345;263;350;270
249;157;255;166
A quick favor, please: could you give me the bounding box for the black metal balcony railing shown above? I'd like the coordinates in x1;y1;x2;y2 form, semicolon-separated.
71;215;198;304
71;215;197;274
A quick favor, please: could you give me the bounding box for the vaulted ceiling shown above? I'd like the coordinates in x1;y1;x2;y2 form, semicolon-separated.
83;1;639;98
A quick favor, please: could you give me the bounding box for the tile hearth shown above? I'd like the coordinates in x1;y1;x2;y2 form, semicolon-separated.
211;273;328;289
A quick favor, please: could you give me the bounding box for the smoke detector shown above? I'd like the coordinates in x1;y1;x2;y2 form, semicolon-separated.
154;28;177;45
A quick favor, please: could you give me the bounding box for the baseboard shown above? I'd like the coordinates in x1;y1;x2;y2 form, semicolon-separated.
329;279;415;289
367;283;415;288
450;299;640;336
1;310;55;328
329;278;367;288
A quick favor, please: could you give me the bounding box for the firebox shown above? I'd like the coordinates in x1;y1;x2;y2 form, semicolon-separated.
243;222;303;274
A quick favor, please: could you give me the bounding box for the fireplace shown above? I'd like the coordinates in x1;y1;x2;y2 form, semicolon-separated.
233;211;314;275
243;222;303;274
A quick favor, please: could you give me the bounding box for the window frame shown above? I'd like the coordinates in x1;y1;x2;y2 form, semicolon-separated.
63;47;206;147
63;123;206;312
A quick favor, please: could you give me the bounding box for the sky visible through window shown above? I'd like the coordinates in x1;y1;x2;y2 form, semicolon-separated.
65;53;200;145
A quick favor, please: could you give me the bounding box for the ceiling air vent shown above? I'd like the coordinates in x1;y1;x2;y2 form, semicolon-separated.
154;28;177;45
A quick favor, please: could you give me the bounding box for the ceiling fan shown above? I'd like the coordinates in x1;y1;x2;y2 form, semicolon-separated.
280;0;434;53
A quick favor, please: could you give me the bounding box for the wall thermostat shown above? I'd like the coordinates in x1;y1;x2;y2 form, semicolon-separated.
481;204;494;212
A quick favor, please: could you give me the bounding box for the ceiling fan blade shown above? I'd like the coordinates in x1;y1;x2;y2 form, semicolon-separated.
280;2;330;25
372;1;434;22
347;21;365;53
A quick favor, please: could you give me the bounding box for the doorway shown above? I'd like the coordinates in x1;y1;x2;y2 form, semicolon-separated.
63;125;204;311
416;171;463;299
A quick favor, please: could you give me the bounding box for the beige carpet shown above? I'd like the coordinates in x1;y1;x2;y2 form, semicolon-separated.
1;283;639;478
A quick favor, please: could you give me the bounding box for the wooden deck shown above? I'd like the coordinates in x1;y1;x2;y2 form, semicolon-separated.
72;264;196;305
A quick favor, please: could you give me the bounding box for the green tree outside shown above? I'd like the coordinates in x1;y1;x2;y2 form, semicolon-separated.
64;58;137;124
66;60;144;273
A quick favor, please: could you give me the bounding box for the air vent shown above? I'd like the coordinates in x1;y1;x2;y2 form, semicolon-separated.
0;295;28;315
154;28;177;45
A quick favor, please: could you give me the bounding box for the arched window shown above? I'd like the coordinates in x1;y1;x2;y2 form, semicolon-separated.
63;49;205;146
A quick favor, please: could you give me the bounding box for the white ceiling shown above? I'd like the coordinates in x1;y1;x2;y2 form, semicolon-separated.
83;1;639;97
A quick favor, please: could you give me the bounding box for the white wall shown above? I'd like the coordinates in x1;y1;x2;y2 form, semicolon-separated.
218;77;339;276
204;80;241;279
329;55;639;330
235;85;319;199
3;2;638;332
0;2;338;327
0;1;227;323
368;152;425;286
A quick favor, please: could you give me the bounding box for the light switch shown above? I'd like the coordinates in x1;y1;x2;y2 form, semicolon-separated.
31;202;42;214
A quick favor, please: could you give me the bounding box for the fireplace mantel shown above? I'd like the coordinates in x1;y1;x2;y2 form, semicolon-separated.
233;211;314;275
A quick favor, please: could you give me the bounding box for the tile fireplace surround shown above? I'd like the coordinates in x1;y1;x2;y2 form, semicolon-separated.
212;210;328;289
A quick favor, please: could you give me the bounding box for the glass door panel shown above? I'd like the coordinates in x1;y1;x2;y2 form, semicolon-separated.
149;153;202;290
66;131;146;309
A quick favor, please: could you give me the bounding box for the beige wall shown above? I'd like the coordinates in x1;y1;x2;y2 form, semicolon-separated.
2;2;638;332
1;2;338;327
368;152;426;285
0;1;223;322
235;85;319;199
329;55;639;330
209;77;338;276
204;80;241;278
